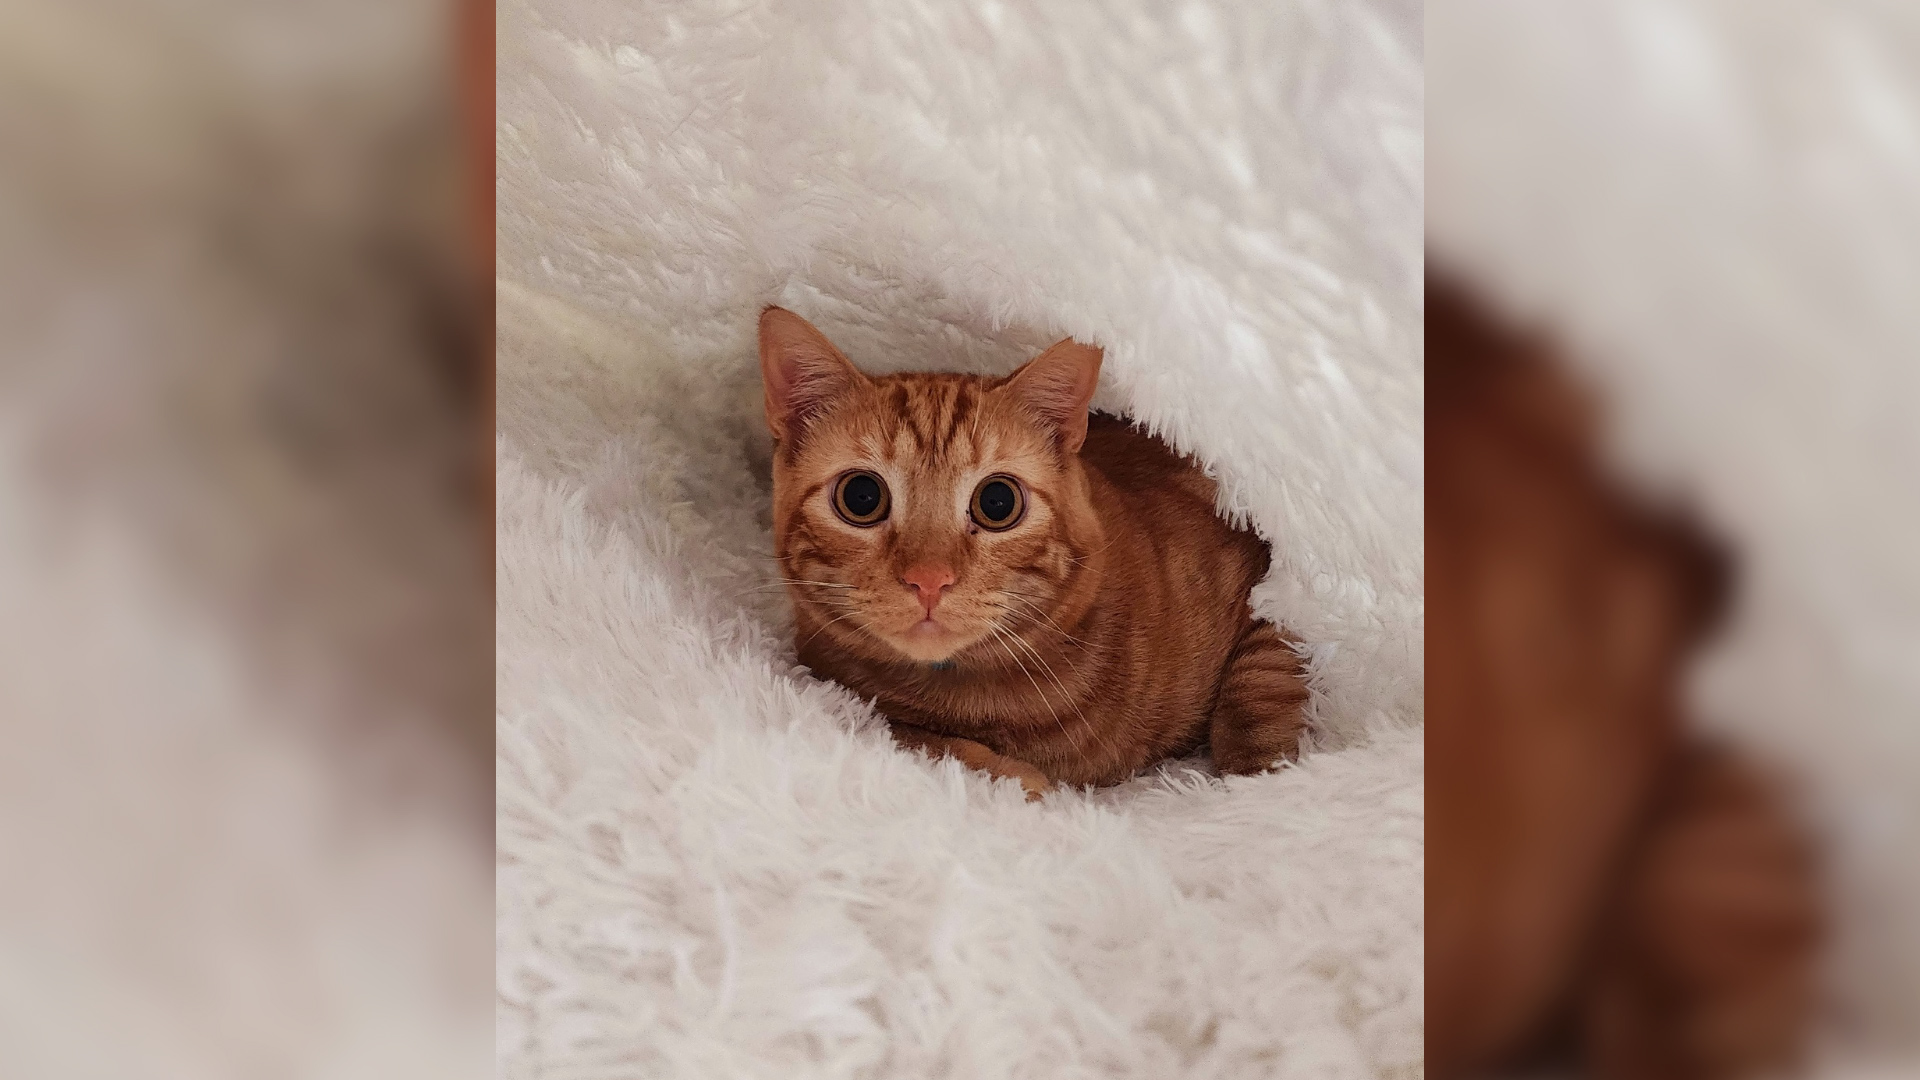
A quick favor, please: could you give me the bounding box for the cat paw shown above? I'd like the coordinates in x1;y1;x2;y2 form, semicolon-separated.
990;756;1054;800
1209;745;1289;777
1017;770;1055;801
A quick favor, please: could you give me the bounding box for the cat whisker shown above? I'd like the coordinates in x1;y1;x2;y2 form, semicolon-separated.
739;579;858;591
998;594;1093;651
996;621;1119;764
994;608;1093;675
731;580;860;601
796;598;859;612
799;608;867;651
1063;538;1120;568
998;623;1068;695
998;604;1109;672
733;584;803;599
986;624;1086;757
999;589;1075;605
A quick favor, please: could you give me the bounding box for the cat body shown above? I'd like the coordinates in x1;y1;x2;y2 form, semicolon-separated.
797;410;1290;788
759;308;1307;793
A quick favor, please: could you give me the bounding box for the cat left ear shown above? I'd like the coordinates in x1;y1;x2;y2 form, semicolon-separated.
759;307;865;443
1004;338;1103;453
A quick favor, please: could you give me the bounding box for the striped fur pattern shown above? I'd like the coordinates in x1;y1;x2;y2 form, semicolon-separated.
760;307;1307;793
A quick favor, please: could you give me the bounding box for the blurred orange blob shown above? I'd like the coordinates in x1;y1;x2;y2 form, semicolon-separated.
1426;279;1819;1080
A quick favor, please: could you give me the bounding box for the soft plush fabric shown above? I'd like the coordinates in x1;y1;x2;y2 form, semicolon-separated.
1429;2;1920;1070
495;1;1424;1076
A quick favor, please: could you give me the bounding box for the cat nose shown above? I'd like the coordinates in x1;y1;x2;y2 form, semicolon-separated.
899;565;956;615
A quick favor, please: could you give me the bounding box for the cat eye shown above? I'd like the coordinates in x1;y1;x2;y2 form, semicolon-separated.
970;475;1026;530
832;470;890;526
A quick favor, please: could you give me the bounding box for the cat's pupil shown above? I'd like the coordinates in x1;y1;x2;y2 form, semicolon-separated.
979;480;1016;522
843;474;882;516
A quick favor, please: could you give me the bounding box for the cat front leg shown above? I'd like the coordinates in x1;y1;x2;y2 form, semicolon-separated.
888;721;1053;801
1208;619;1311;775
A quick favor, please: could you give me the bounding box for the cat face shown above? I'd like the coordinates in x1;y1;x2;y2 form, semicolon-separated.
759;308;1103;663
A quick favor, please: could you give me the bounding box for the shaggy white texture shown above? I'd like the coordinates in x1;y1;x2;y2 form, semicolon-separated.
1430;1;1920;1069
496;1;1424;1076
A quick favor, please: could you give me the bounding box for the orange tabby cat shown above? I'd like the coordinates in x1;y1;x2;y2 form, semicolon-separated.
759;307;1308;796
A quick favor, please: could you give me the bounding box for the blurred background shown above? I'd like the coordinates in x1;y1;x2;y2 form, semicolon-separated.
0;0;492;1076
1428;2;1920;1078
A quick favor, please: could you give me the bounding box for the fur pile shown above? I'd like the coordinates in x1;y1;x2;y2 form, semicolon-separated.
496;1;1424;1075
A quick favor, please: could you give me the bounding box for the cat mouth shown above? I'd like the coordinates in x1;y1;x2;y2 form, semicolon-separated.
903;616;956;645
882;615;978;662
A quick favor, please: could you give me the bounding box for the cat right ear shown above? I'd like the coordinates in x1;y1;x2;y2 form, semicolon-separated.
1004;338;1103;453
759;307;864;443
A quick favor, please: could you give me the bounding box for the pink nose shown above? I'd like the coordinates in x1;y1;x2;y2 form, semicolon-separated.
899;565;956;616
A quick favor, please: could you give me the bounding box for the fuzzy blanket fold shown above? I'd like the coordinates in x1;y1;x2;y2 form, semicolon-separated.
497;1;1424;1075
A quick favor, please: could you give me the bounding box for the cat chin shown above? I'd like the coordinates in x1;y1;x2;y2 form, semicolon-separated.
884;640;965;664
877;623;981;664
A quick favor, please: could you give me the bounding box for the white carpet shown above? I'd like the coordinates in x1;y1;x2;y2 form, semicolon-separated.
496;1;1424;1076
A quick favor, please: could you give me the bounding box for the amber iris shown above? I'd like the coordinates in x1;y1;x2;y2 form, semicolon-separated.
833;470;890;526
970;476;1024;530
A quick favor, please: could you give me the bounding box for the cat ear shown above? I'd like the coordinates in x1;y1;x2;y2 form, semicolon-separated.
1004;338;1103;453
759;307;864;442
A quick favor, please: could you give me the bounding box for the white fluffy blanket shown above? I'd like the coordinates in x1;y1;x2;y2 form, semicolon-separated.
496;1;1424;1076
